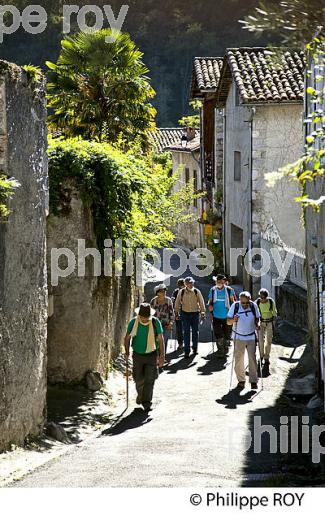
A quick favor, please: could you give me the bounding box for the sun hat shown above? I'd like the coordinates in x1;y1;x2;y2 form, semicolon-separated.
135;303;156;318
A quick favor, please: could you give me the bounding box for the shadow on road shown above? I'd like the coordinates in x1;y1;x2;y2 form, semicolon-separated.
164;356;198;374
216;389;256;409
102;408;153;437
198;351;230;376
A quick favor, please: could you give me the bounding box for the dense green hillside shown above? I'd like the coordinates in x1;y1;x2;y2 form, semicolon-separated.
0;0;275;125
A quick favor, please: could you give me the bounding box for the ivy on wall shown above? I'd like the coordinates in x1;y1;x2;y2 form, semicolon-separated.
48;137;197;250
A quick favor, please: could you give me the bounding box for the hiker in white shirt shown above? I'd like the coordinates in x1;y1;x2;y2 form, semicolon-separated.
227;291;260;391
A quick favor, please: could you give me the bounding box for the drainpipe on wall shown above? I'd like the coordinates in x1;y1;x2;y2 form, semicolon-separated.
247;107;256;296
222;109;227;273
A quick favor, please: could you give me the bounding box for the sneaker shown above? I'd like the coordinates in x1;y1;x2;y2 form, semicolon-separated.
237;381;245;390
251;382;258;390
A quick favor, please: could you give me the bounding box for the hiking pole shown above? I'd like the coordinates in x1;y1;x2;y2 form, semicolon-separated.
126;355;129;409
210;317;215;354
229;319;238;391
256;330;264;391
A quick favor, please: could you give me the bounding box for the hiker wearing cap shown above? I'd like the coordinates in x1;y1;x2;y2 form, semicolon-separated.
255;289;277;369
150;284;175;356
124;303;165;413
172;279;185;351
208;274;236;358
175;277;206;358
227;291;260;390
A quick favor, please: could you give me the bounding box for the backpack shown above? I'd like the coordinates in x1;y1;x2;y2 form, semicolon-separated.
152;317;160;337
234;301;257;319
256;297;274;312
180;287;199;309
212;286;235;302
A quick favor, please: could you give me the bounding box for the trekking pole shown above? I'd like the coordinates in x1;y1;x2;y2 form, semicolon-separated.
126;355;129;409
229;319;237;391
256;330;264;391
211;318;215;354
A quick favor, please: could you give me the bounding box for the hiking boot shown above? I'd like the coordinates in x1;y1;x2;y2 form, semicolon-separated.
237;381;245;390
251;382;258;390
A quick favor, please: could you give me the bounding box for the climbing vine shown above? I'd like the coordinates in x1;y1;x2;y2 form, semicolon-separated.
48;137;197;250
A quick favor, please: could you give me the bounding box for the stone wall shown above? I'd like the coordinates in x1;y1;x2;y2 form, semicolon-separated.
47;180;136;384
305;177;325;362
0;63;48;452
277;281;308;330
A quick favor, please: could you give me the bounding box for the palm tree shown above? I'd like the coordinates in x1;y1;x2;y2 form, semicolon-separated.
47;29;156;146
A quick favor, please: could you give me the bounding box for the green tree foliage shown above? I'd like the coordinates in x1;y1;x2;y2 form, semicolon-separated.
240;0;324;47
0;1;266;126
0;175;20;219
46;29;156;146
178;100;202;128
48;137;198;249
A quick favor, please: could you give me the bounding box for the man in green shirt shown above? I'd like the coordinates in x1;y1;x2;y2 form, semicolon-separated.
124;303;165;413
255;289;277;369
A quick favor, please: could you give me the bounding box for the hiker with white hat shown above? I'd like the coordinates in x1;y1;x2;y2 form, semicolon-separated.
124;303;165;413
208;274;236;358
175;277;206;359
150;283;175;357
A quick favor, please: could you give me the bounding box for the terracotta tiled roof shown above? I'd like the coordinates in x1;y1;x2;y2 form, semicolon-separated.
217;48;305;106
191;57;223;98
149;128;200;153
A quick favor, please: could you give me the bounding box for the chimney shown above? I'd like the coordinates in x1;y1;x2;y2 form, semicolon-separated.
185;127;196;142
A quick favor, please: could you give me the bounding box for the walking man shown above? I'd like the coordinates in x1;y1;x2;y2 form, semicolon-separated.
124;303;165;412
150;284;175;357
227;291;260;390
175;277;206;358
256;289;277;370
208;274;236;358
172;279;185;352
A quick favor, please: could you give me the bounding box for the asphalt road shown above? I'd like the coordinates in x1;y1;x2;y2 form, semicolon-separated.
11;335;299;487
10;256;316;488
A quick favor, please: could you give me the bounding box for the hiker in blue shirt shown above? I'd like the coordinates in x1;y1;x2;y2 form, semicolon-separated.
208;274;236;358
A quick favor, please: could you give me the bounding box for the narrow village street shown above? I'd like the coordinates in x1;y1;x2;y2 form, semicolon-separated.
9;269;314;488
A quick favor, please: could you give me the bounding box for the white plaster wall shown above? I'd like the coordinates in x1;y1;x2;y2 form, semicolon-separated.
224;82;253;284
252;104;305;254
171;150;204;249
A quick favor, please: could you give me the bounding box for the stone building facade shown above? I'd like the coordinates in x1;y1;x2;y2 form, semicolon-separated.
0;63;48;451
216;48;307;312
304;46;325;394
150;128;205;250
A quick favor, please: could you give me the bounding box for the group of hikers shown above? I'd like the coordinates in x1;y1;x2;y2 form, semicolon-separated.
124;275;277;412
